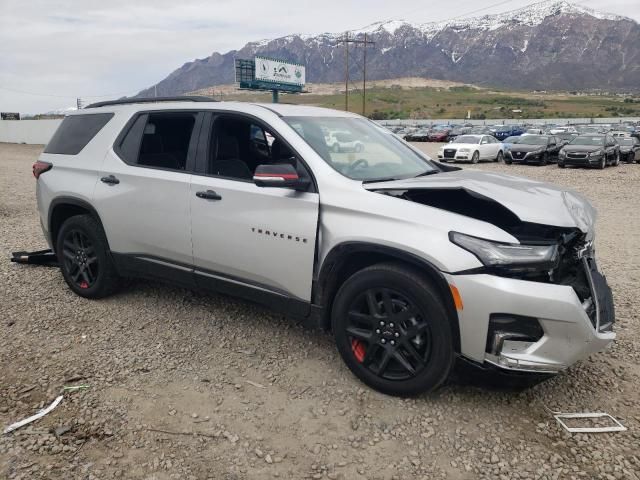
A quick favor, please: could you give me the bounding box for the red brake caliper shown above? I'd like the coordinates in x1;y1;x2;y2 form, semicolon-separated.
79;281;89;289
351;339;366;363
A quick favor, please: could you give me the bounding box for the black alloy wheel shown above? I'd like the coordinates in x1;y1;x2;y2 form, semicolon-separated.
345;288;431;381
61;229;98;290
332;263;454;396
56;214;120;299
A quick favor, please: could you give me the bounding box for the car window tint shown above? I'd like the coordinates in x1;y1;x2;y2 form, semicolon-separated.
117;114;147;164
44;113;114;155
136;112;196;170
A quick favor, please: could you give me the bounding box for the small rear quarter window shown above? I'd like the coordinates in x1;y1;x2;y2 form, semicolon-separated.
44;113;114;155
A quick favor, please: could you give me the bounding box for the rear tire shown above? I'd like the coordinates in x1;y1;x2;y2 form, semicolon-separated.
56;214;120;299
332;263;454;396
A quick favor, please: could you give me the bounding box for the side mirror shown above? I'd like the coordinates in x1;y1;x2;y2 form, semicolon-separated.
253;163;310;191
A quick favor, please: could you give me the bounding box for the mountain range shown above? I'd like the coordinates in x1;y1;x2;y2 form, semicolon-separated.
136;1;640;97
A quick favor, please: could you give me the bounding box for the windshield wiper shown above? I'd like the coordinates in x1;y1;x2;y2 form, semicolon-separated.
413;170;440;178
362;177;401;184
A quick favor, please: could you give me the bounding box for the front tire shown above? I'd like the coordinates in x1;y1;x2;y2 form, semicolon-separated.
540;152;549;166
613;151;620;166
471;151;480;164
495;151;504;163
56;214;120;299
598;157;606;169
332;263;454;396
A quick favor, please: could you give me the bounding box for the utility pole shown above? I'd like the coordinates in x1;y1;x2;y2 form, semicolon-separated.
337;32;375;115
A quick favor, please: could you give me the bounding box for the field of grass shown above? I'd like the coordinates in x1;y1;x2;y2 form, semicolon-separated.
211;85;640;120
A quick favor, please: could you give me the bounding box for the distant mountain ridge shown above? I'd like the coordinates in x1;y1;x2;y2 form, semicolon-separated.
136;1;640;97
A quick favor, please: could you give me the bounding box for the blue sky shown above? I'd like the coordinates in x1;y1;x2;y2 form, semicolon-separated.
0;0;638;113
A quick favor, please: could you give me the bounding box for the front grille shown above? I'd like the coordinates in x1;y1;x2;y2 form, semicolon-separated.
444;149;456;158
512;151;526;159
568;152;587;159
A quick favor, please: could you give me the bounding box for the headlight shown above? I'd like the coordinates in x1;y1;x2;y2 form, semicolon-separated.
458;148;469;152
589;150;604;157
559;150;566;158
450;232;558;270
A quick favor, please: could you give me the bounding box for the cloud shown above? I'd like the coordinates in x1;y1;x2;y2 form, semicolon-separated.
1;0;638;113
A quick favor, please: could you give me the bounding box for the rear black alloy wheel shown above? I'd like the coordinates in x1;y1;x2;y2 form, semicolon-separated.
61;229;98;290
56;214;120;299
332;263;454;396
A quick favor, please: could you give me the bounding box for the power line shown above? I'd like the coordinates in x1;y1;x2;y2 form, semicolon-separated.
0;85;138;99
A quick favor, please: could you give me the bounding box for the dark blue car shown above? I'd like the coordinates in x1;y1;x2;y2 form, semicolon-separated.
490;125;525;141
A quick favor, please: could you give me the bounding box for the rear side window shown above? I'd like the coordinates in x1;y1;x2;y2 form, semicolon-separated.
44;113;113;155
116;112;197;171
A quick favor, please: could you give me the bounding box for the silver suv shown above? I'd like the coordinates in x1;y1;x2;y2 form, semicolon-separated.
33;98;615;396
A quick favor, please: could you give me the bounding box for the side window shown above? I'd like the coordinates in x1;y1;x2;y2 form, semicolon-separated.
117;112;197;170
207;115;309;182
45;113;113;155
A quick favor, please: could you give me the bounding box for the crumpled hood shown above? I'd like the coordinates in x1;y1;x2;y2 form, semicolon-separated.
365;169;596;233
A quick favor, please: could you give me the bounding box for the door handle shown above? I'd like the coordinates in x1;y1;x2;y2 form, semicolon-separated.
196;190;222;200
100;175;120;185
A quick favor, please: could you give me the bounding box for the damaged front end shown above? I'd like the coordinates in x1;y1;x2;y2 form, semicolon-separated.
368;178;615;374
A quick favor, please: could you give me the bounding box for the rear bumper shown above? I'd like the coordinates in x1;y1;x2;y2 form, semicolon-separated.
444;272;615;374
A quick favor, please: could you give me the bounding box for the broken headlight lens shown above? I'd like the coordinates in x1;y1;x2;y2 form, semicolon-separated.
450;232;558;270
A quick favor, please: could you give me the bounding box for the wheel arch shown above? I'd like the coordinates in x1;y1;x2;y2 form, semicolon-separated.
314;242;461;353
48;196;107;253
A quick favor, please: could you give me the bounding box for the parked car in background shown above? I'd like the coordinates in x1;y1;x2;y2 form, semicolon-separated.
504;135;561;166
437;134;503;163
558;134;620;169
554;132;578;145
522;128;544;136
618;137;640;163
550;126;577;135
428;128;451;142
404;129;431;142
500;135;521;153
447;126;472;142
327;131;365;153
491;125;525;141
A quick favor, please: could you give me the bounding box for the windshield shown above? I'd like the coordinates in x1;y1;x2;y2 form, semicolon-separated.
503;136;520;144
283;117;436;181
453;135;480;144
518;135;549;145
570;136;605;146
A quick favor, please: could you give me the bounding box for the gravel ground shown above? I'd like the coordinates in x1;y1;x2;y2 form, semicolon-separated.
1;142;639;480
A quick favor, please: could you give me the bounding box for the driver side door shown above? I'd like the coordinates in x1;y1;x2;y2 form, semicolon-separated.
189;112;319;316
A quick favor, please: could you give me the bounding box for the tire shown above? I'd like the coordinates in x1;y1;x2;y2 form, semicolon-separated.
540;152;549;166
504;158;512;165
331;263;454;396
471;151;480;164
613;151;620;166
598;157;606;169
558;162;565;168
495;151;504;163
56;214;120;299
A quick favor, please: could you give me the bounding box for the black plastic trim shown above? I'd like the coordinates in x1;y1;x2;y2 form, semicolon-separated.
86;96;216;109
111;253;311;320
48;196;105;252
314;241;461;351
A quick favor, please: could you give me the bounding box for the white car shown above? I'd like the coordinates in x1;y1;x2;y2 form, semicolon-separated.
326;131;364;153
437;134;504;163
550;126;577;135
522;128;544;136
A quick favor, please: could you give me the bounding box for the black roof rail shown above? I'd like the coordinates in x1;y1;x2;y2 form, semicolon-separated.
85;96;216;109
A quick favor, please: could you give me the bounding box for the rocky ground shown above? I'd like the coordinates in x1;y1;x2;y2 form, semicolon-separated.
1;142;639;480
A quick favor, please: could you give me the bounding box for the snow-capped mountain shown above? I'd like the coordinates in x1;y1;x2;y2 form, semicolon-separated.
137;1;640;96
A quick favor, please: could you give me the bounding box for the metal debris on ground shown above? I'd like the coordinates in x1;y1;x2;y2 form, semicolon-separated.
62;385;90;392
554;412;627;433
3;395;64;435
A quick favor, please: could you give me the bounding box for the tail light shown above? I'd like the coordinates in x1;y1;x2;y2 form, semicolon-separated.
32;161;52;179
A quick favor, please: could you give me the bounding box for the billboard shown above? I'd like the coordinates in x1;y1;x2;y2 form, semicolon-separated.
255;57;305;87
1;112;20;120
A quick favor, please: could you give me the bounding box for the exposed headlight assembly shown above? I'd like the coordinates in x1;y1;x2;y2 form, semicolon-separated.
449;232;558;271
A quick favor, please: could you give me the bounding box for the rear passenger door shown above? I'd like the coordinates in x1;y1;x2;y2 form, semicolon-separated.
94;111;203;282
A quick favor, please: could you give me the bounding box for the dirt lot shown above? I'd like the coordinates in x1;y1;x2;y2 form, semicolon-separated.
1;142;639;480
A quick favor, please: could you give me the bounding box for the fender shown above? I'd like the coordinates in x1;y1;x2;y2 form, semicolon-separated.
313;241;461;352
48;196;107;252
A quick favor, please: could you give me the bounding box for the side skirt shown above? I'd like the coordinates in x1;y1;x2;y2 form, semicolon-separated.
111;252;314;323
